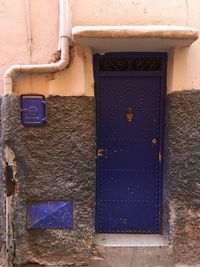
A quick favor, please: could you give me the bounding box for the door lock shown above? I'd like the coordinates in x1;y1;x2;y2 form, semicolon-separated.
97;148;105;158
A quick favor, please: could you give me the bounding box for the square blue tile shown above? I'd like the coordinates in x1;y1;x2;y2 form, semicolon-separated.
27;201;73;229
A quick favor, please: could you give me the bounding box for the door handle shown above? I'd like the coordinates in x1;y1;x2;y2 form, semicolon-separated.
97;148;105;158
152;138;157;144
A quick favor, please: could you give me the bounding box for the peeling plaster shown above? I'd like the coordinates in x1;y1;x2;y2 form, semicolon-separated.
4;145;17;267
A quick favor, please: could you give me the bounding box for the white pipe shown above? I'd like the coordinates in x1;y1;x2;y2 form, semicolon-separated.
4;0;70;95
25;0;32;59
59;0;70;37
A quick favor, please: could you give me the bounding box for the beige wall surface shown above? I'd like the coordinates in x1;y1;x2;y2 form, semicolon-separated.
0;0;200;96
71;0;188;27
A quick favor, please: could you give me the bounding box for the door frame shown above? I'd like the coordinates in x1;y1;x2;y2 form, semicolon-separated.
93;52;167;233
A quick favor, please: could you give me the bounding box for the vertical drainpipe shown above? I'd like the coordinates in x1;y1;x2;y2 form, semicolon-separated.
2;1;71;266
3;0;70;95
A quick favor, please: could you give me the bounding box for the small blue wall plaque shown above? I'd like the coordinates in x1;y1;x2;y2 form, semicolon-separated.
27;201;73;229
20;95;46;126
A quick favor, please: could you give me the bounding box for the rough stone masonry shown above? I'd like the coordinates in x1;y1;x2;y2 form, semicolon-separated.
0;91;199;267
1;96;96;267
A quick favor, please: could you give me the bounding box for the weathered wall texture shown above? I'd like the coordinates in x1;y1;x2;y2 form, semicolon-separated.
1;95;96;267
164;89;200;265
0;91;200;267
71;0;187;27
0;98;6;267
13;45;94;97
90;246;174;267
0;0;58;94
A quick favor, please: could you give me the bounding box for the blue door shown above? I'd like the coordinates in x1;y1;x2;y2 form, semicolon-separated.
94;53;167;233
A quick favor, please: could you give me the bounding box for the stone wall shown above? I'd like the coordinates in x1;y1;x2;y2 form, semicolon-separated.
1;96;96;267
0;98;6;267
1;91;200;267
164;89;200;265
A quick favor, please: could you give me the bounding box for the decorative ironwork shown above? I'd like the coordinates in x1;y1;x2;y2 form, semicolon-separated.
99;57;162;71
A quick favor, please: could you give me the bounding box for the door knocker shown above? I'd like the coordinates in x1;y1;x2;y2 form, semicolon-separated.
126;107;134;122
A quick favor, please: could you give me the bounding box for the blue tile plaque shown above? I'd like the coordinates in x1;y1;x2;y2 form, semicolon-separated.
27;201;73;229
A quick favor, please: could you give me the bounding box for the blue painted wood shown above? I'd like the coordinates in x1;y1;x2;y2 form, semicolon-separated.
94;52;167;233
27;201;73;229
20;95;46;126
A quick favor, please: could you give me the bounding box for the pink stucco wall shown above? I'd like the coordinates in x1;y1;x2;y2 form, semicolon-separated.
0;0;200;96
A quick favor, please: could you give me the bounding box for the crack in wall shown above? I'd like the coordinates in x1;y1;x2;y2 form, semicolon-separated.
4;145;17;267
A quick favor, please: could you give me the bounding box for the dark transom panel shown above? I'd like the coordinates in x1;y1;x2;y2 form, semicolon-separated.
99;57;162;71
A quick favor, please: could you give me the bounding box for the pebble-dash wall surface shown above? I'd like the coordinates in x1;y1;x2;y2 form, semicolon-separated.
165;90;200;265
0;98;6;267
0;91;200;266
1;96;96;267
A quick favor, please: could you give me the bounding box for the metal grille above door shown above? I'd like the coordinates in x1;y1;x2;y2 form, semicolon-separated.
94;53;167;233
99;57;162;71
